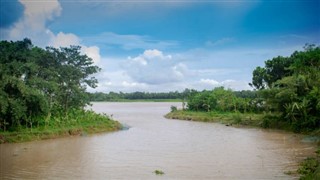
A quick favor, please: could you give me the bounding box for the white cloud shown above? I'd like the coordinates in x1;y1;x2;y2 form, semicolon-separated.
21;0;61;19
123;49;189;85
1;0;101;64
193;78;251;91
1;0;61;46
90;48;259;92
88;55;252;92
221;79;252;90
51;32;80;47
200;79;220;86
143;49;164;59
81;46;101;64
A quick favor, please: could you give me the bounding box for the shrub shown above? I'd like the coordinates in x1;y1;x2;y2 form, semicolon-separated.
170;105;178;112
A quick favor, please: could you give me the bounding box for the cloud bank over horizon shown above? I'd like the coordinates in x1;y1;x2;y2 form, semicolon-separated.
1;0;319;92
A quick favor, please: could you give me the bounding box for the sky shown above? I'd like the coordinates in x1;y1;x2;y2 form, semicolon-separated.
1;0;319;92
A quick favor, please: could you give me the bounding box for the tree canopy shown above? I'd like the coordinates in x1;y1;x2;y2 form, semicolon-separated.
252;44;319;131
258;45;320;131
185;44;319;132
0;39;100;130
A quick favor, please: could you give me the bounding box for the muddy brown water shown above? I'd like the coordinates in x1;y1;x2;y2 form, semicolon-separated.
0;102;317;179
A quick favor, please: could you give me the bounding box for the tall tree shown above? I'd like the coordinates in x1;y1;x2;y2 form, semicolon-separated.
0;39;100;130
250;56;293;90
44;46;101;113
253;44;320;131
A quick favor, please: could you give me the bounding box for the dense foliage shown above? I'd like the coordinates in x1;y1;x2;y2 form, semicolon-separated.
256;44;320;132
0;39;100;131
185;44;319;132
187;87;259;113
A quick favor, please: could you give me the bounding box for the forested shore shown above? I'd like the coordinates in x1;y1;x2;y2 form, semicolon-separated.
167;44;319;133
0;39;121;143
165;44;320;179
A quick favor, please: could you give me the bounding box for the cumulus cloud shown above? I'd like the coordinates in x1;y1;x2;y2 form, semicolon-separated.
196;78;251;91
50;32;80;47
50;32;101;64
200;79;220;86
90;73;149;93
81;46;101;64
87;55;252;92
1;0;101;64
123;49;189;85
1;0;61;46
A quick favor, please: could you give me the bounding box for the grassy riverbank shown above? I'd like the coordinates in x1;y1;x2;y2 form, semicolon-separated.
166;110;320;133
297;154;320;180
0;110;122;144
165;110;265;127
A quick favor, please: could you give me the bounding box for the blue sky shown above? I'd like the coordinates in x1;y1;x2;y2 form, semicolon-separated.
1;0;319;92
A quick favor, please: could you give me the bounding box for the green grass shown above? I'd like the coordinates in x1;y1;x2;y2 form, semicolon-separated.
0;109;122;144
298;157;320;180
165;110;264;127
297;146;320;180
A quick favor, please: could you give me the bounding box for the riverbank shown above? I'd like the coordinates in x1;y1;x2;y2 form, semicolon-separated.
165;110;265;127
165;110;320;134
0;110;122;144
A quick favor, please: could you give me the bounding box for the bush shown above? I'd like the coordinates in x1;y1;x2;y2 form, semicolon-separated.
232;113;242;124
170;105;178;112
298;157;319;179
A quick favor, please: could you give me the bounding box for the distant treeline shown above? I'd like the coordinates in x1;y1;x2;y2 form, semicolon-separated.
89;89;257;101
90;91;184;101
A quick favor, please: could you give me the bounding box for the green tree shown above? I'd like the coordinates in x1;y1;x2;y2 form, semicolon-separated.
0;39;49;129
0;39;100;131
249;66;267;90
250;56;293;90
45;46;100;113
253;44;320;131
187;87;239;112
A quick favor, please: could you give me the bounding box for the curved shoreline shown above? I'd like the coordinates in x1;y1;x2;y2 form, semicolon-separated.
0;116;122;144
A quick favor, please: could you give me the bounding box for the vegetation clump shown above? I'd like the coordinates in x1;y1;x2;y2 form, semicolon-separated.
297;147;320;179
170;105;178;112
250;44;320;132
298;154;320;180
0;39;121;143
154;170;165;175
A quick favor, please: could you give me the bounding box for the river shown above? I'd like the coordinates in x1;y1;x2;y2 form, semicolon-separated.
0;102;317;179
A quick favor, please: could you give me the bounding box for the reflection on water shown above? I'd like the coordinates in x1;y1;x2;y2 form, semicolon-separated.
0;102;317;179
